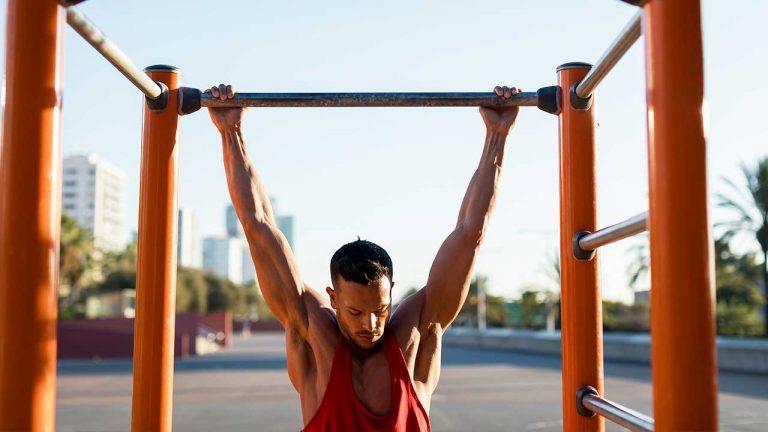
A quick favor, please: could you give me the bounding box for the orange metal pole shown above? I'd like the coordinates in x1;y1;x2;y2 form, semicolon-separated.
557;63;604;432
0;1;64;430
643;0;718;429
131;65;181;432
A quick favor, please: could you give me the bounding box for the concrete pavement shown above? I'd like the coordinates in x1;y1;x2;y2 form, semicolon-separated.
57;332;768;431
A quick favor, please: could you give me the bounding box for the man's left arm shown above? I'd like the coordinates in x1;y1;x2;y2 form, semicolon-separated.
418;86;522;330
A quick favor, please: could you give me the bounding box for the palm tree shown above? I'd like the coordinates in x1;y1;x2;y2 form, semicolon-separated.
626;235;650;291
59;214;94;308
717;158;768;334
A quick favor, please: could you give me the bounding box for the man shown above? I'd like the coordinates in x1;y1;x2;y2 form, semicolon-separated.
206;84;522;431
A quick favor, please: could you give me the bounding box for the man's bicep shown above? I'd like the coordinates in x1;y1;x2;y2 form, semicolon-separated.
422;227;480;328
244;222;309;333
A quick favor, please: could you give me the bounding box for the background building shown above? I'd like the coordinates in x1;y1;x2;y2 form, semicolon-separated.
178;208;203;269
62;154;126;251
203;236;244;284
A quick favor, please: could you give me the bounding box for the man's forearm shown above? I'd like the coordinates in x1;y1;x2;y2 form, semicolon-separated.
456;130;507;231
220;125;275;226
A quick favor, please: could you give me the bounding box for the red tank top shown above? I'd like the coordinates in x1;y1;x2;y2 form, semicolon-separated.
301;331;431;432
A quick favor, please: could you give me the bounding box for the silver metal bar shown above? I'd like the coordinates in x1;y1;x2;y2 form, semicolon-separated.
575;10;642;99
64;6;163;100
583;393;654;432
579;212;648;251
200;92;539;108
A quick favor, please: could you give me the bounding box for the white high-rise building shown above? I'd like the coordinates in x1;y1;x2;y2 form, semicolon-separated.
178;208;202;269
203;236;244;284
62;154;126;251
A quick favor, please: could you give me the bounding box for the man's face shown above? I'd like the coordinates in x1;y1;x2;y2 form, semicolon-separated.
327;276;392;350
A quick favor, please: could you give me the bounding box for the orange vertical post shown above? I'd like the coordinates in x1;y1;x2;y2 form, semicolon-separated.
643;1;718;429
0;1;64;430
557;63;604;432
131;65;181;432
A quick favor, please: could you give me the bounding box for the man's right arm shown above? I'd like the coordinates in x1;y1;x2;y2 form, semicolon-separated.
208;84;309;336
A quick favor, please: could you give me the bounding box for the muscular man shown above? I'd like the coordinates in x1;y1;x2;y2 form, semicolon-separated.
206;84;521;431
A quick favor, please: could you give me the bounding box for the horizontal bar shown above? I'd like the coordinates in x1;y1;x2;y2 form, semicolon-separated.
578;211;648;251
575;10;642;99
63;5;163;100
582;393;654;432
200;92;539;108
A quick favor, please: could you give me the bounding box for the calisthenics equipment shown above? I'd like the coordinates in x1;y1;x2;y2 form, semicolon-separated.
0;0;717;431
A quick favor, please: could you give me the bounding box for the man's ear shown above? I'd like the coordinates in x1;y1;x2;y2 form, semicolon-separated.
326;286;337;309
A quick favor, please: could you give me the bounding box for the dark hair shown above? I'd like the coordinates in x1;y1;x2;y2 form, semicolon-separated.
330;239;393;286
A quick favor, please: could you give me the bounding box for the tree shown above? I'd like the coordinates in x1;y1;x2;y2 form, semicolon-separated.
88;241;137;295
59;214;95;310
519;291;540;329
717;157;768;334
176;267;208;314
205;272;247;315
455;275;507;328
714;239;763;336
626;235;650;291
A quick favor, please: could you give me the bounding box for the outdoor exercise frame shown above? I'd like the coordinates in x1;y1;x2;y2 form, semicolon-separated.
0;1;717;431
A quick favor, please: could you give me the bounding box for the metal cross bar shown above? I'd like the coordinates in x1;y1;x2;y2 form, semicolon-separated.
578;387;654;432
199;91;539;108
575;10;643;99
63;5;164;100
577;211;648;253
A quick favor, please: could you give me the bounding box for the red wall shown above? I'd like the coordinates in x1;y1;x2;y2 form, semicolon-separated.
57;312;211;360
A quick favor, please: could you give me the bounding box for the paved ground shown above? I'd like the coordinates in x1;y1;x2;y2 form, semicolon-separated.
57;332;768;431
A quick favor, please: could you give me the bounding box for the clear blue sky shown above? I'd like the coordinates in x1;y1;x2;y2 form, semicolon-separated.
1;0;765;302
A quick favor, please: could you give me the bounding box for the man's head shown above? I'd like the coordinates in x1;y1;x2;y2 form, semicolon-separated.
327;239;394;350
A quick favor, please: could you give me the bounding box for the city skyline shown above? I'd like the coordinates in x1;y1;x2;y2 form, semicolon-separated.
6;0;765;303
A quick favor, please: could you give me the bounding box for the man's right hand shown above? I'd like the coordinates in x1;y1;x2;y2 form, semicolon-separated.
206;84;245;132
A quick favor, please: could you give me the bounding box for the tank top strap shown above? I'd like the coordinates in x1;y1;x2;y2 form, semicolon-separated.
330;333;352;390
382;331;409;378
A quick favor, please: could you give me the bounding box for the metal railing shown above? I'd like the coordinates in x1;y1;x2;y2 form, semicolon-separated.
577;211;648;252
63;4;163;100
578;387;654;432
575;11;642;99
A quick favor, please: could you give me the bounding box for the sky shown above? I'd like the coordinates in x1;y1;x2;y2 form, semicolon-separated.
1;0;766;303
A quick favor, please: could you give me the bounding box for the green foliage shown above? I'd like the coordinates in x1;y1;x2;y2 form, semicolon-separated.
205;272;247;315
455;275;508;327
519;291;541;329
714;238;764;336
717;156;768;334
59;214;95;307
602;301;649;333
88;241;137;296
716;303;763;336
176;267;208;314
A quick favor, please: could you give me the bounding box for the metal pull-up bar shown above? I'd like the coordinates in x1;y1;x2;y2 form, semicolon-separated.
200;91;539;108
177;87;562;115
